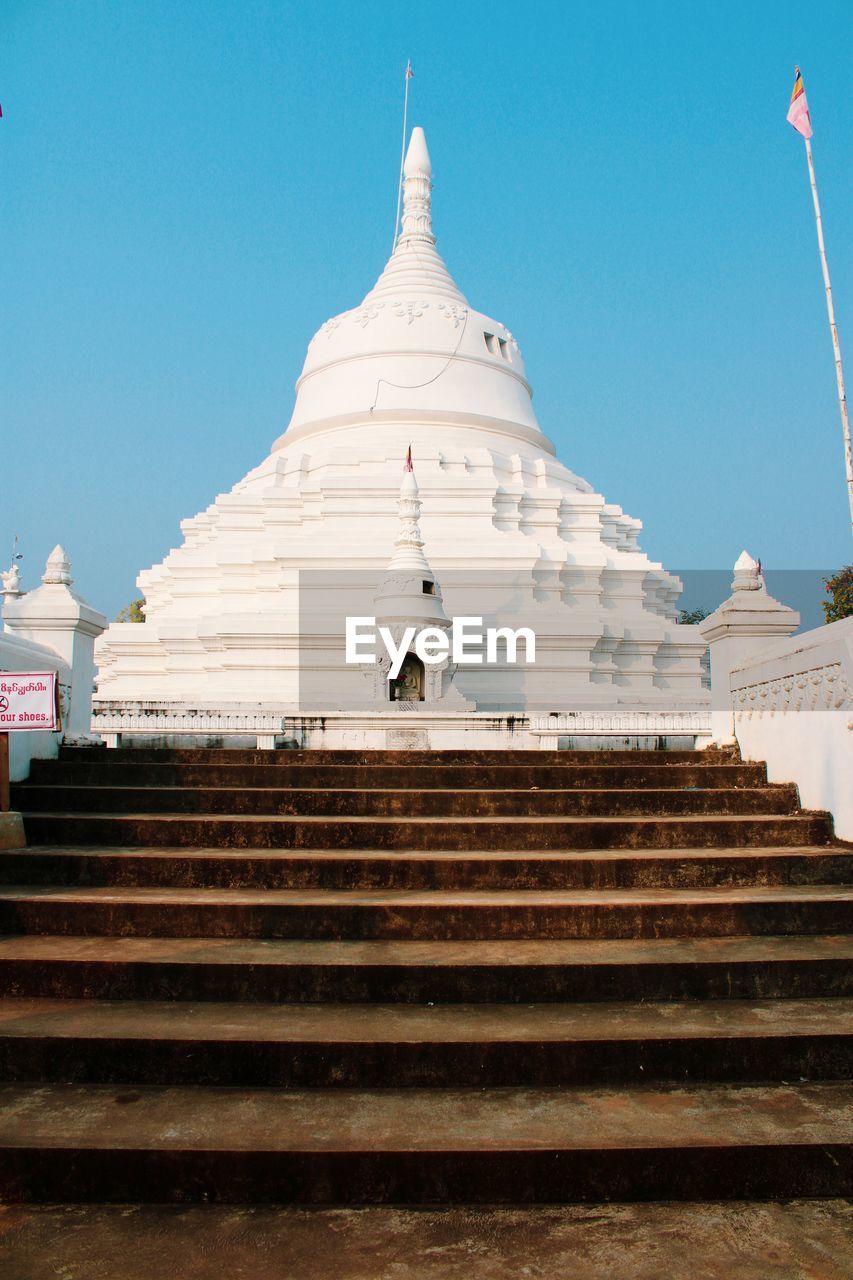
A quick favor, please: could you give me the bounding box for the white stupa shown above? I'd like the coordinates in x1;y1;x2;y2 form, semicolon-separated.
94;127;709;749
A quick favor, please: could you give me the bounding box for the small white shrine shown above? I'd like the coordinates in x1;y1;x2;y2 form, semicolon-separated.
93;127;710;749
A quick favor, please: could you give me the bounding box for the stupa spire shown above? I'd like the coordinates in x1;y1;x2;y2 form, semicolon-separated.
373;449;448;631
399;126;434;245
363;127;467;305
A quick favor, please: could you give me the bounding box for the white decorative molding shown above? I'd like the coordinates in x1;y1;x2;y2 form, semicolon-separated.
530;710;711;737
351;302;385;327
89;703;712;752
386;728;429;749
733;662;851;721
393;300;430;324
437;303;468;328
92;703;293;749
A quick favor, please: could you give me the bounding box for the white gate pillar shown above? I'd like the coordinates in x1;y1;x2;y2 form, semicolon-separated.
699;552;799;745
3;546;108;743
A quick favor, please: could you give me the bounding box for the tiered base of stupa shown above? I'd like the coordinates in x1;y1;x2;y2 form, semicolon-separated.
93;429;710;750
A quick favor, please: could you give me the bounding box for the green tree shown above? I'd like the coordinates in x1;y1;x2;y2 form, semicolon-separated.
679;607;709;625
822;565;853;624
116;598;145;623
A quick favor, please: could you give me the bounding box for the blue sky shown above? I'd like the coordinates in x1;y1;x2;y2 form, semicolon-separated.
2;0;851;619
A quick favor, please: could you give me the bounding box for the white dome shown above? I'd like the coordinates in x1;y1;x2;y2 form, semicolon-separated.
275;127;545;450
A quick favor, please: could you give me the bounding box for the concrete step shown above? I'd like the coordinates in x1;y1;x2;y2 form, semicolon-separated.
1;846;849;891
60;747;731;765
0;997;849;1087
30;760;771;789
0;883;850;940
12;784;800;818
3;1201;851;1280
3;935;849;1003
1;1080;850;1202
19;811;834;851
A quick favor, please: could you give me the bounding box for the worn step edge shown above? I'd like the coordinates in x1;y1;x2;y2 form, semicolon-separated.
15;786;791;795
12;790;800;822
0;884;849;941
1;998;849;1086
0;996;848;1043
0;1080;850;1205
2;934;850;966
2;884;849;905
1;1080;849;1149
29;763;771;783
1;860;849;894
2;847;848;892
20;814;834;854
2;934;849;1001
5;845;844;862
22;812;818;826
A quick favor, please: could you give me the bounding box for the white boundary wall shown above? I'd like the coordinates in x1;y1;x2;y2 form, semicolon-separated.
731;616;853;840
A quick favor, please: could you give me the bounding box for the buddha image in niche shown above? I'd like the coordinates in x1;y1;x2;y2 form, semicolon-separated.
393;653;424;702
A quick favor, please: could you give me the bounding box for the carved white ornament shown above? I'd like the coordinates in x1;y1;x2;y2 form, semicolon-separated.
732;550;761;593
92;705;291;733
393;300;430;324
351;302;385;327
530;711;712;734
734;663;851;720
437;303;468;328
43;545;73;586
0;564;21;593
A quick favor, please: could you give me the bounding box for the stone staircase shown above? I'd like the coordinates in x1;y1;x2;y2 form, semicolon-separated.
0;745;850;1203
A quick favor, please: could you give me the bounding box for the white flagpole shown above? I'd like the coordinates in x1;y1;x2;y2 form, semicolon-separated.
801;131;853;534
392;60;413;254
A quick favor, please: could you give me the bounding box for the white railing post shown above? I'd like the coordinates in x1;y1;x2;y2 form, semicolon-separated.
699;552;800;745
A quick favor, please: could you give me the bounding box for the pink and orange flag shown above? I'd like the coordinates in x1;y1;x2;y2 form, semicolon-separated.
787;67;812;139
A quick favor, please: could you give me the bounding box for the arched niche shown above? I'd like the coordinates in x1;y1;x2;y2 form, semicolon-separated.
390;652;425;702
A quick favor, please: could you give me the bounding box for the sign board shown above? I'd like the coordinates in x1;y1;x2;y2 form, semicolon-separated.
0;672;59;732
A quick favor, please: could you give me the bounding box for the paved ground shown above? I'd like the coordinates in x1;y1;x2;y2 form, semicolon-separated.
1;1200;851;1279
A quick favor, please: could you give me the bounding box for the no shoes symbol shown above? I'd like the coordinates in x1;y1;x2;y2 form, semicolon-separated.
0;696;9;713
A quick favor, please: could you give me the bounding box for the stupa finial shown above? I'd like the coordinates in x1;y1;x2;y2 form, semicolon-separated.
732;549;762;593
43;544;73;586
399;127;434;245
